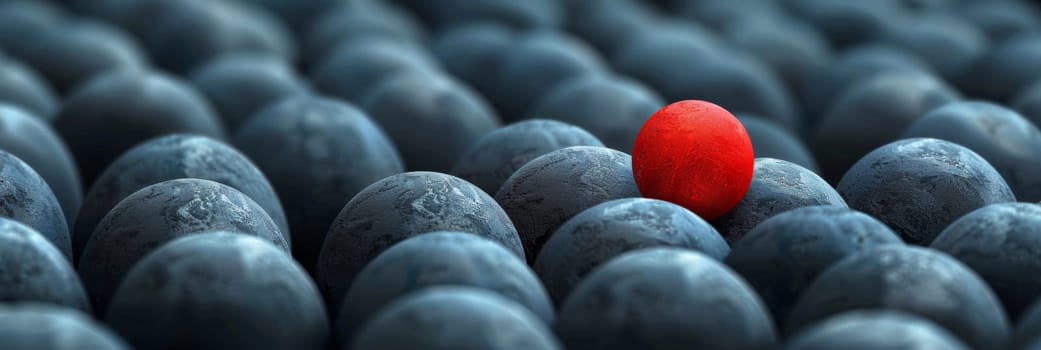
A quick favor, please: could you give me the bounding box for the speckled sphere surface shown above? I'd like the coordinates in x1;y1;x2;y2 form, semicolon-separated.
725;205;903;324
451;119;604;195
317;172;523;310
336;232;552;345
0;303;128;350
495;146;640;262
632;100;755;221
0;217;88;313
78;179;289;311
785;311;969;350
555;248;777;350
74;134;288;260
837;138;1015;245
350;287;562;350
0;105;81;227
786;246;1009;350
0;150;69;260
106;232;328;350
713;158;847;243
534;198;729;304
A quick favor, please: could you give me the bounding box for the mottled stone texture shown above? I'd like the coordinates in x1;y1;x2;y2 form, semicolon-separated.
0;217;88;313
0;150;69;259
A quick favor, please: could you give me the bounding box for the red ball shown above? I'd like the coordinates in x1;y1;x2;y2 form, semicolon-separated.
632;100;754;220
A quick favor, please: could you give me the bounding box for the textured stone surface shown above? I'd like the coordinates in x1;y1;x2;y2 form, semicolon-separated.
837;138;1015;244
106;233;327;350
317;172;522;309
786;246;1009;350
0;217;88;313
786;311;969;350
0;150;69;260
495;146;640;262
535;198;729;304
452;119;603;195
713;158;846;243
79;179;288;311
351;287;561;350
0;105;80;227
0;303;128;350
336;232;552;345
555;248;777;350
725;205;903;324
75;134;288;260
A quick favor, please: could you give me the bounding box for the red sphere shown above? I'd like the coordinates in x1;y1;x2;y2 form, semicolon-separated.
632;100;754;220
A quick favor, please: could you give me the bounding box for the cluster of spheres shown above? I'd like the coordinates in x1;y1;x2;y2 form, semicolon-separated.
4;0;1041;349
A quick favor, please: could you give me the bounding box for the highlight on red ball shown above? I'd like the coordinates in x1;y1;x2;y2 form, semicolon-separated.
632;100;755;221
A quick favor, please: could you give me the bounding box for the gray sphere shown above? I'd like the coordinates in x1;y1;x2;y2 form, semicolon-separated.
310;39;438;102
0;218;88;313
0;105;81;228
535;198;730;305
903;101;1041;202
555;248;778;350
495;146;640;262
837;138;1015;244
713;158;847;243
738;115;818;172
79;178;288;311
317;172;523;311
336;232;552;345
188;54;309;131
931;203;1041;320
0;303;128;350
106;232;328;350
1012;299;1041;350
0;55;57;119
725;205;903;325
785;311;969;350
0;150;69;260
74;134;288;261
786;246;1009;350
350;287;562;350
235;95;404;272
451;119;604;195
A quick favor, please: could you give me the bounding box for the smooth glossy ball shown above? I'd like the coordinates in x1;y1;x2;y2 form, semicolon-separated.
556;248;777;350
317;172;523;311
785;311;970;350
451;119;603;195
0;303;128;350
106;232;328;350
632;100;754;221
78;179;289;311
495;146;640;262
350;287;562;350
0;217;88;312
0;56;58;119
336;232;552;346
535;198;729;304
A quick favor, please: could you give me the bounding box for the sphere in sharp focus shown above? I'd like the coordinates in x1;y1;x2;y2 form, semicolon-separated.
336;232;553;346
713;158;847;243
724;205;903;325
234;95;403;274
930;203;1041;321
535;198;730;305
78;178;288;311
106;232;328;350
632;100;755;221
0;303;128;350
837;138;1015;245
785;246;1009;350
785;311;970;350
54;69;225;186
0;217;88;312
188;54;309;131
0;150;69;260
74;134;289;261
0;105;81;228
451;119;604;195
556;248;777;350
317;171;523;311
359;70;501;173
350;286;562;350
902;101;1041;202
495;146;640;262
